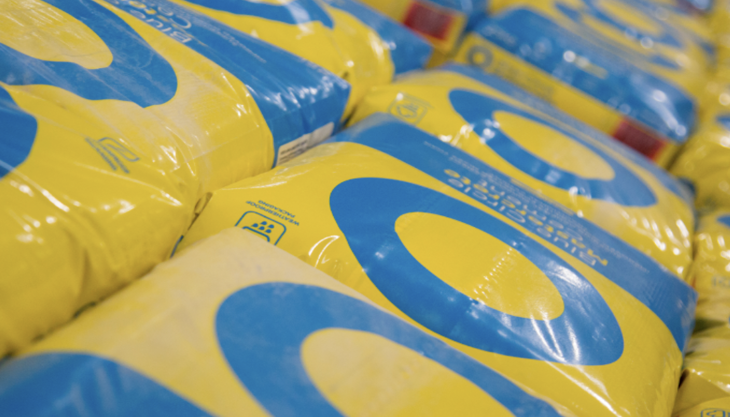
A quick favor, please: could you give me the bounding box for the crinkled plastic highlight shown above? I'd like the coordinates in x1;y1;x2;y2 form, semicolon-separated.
0;229;567;416
689;212;730;300
672;110;730;211
0;0;350;356
350;64;695;278
178;115;696;416
172;0;432;114
674;300;730;415
354;0;485;55
452;0;707;165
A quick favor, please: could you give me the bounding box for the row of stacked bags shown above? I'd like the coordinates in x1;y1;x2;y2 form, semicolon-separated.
2;0;730;415
671;1;730;416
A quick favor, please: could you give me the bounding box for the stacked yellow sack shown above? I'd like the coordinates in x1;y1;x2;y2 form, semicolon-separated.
354;0;486;56
350;64;695;279
453;0;709;166
177;115;697;416
625;0;717;71
0;228;569;416
170;0;433;114
674;313;730;416
690;212;730;306
672;109;730;211
644;0;715;15
671;213;730;416
0;0;351;356
711;0;730;66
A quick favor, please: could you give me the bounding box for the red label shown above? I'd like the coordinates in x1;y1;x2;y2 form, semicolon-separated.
403;1;454;41
612;119;668;161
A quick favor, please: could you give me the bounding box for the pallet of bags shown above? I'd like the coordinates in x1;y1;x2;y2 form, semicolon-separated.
175;114;697;416
0;0;356;356
451;0;711;166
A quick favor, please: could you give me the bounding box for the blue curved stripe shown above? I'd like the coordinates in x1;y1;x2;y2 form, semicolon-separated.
218;283;563;416
330;115;697;352
320;0;432;74
331;177;623;365
471;8;696;142
448;88;657;207
0;86;36;179
718;215;730;229
110;0;350;166
183;0;334;28
0;0;177;107
0;353;212;416
440;64;694;203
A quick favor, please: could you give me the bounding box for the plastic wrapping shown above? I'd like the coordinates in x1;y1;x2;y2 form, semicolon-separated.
178;115;697;416
453;0;708;166
648;0;715;14
350;64;695;278
354;0;485;55
0;0;350;356
672;212;730;415
672;110;730;211
0;228;569;416
622;0;717;69
689;212;730;299
171;0;432;114
674;299;730;416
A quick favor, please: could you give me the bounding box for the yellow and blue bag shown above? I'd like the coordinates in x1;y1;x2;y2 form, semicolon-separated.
673;212;730;415
171;0;432;113
672;110;730;211
687;212;730;299
648;0;715;14
453;0;708;166
350;64;695;278
0;0;350;356
354;0;485;56
622;0;717;69
178;115;697;416
673;297;730;416
0;228;568;416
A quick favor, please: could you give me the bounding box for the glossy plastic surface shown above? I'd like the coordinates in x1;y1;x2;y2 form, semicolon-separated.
453;0;708;164
172;0;432;115
674;297;730;415
350;64;695;278
0;0;349;356
179;115;696;416
688;212;730;301
672;111;730;211
355;0;485;54
0;229;566;416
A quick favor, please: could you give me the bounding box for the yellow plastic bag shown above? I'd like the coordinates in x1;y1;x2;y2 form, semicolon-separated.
672;110;730;211
674;303;730;416
688;212;730;298
0;228;570;416
0;0;350;356
171;0;432;114
674;213;730;414
674;398;730;417
179;115;697;416
355;0;484;55
453;0;708;166
350;64;695;278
